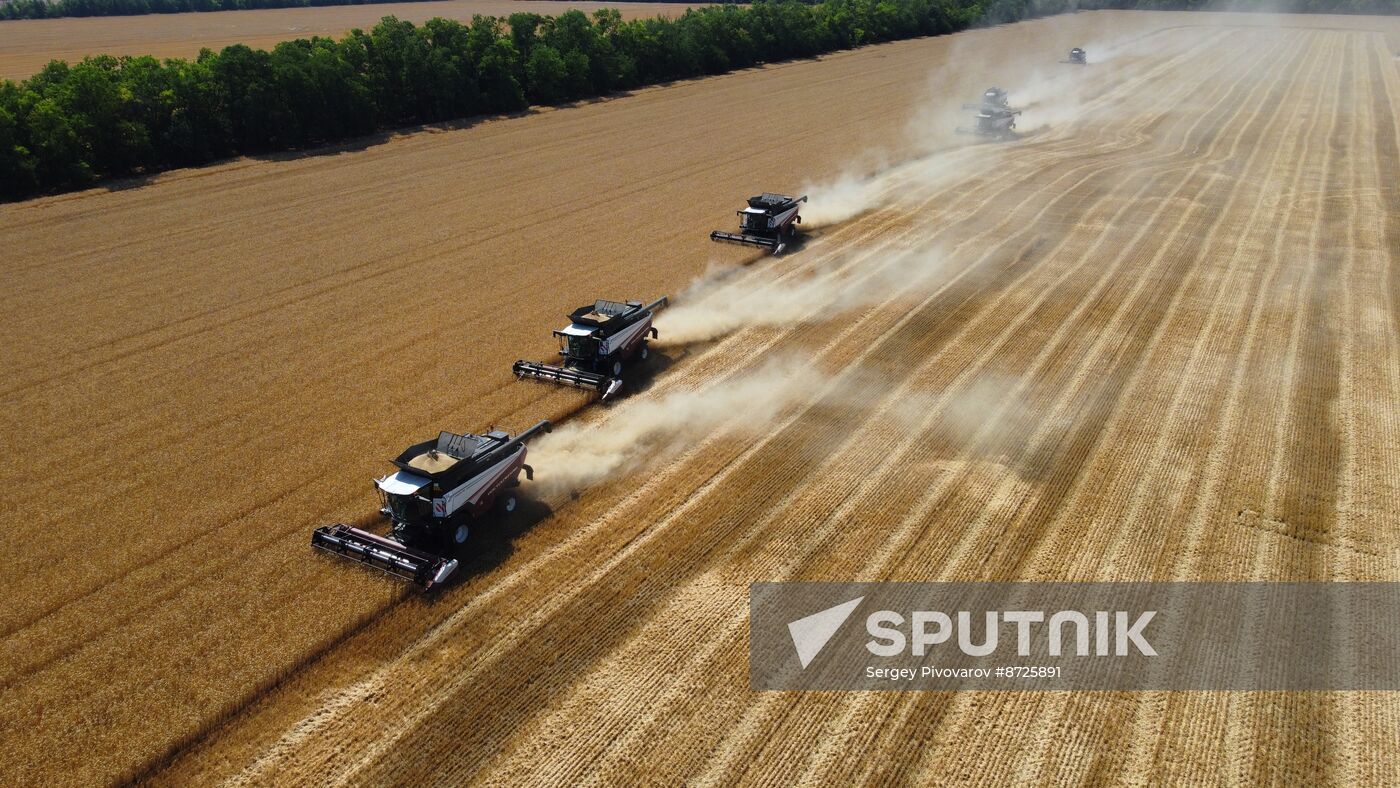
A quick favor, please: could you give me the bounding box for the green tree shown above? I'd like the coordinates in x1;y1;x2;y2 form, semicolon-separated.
421;18;484;120
0;95;39;197
365;17;432;122
543;10;603;95
525;44;568;105
509;12;544;60
162;56;229;164
25;96;91;187
211;44;283;148
477;37;525;112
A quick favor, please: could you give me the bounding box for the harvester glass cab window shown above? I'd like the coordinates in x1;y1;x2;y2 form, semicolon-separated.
562;333;593;359
385;492;427;523
741;211;766;231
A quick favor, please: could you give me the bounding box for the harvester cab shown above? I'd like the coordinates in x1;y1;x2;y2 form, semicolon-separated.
1064;47;1087;65
513;297;668;399
311;420;552;588
958;87;1021;140
711;193;808;254
979;87;1010;110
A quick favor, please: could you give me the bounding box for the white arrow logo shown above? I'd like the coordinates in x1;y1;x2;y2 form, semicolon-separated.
787;597;864;669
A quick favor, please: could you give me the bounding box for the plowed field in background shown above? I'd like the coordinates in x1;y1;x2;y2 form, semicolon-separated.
0;0;702;81
3;10;1399;786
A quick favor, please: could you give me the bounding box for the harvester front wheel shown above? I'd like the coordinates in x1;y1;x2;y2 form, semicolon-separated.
453;524;469;544
639;343;649;360
612;360;623;376
502;495;517;513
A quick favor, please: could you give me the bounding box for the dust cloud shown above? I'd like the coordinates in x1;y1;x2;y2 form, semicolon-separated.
528;358;826;495
655;246;949;344
800;171;894;226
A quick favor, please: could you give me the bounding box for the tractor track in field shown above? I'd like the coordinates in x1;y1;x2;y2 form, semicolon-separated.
4;11;1400;787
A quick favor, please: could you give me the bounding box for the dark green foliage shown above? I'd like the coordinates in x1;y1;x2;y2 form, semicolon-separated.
476;37;527;112
2;0;1392;201
0;0;443;22
0;86;40;192
525;44;570;104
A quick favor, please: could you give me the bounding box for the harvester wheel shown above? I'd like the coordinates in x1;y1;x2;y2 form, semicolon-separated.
453;524;469;544
503;495;517;513
640;343;649;360
612;360;623;376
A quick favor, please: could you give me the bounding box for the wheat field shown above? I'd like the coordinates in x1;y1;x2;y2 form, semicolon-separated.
2;10;1399;785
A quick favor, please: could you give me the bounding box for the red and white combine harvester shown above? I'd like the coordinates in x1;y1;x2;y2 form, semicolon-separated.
311;420;551;588
710;193;808;254
513;297;668;399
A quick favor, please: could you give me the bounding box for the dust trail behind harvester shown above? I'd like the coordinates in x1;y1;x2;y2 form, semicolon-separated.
529;350;1050;496
528;358;827;495
799;171;895;227
655;246;949;345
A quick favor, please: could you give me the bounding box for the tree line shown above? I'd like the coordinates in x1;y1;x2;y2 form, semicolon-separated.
0;0;1009;199
0;0;442;21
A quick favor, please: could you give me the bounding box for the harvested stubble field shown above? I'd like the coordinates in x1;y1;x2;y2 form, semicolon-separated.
3;8;1400;786
0;0;702;81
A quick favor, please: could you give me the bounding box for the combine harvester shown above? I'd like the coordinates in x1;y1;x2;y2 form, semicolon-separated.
958;87;1022;140
711;193;808;254
312;420;552;588
513;297;668;399
1063;47;1088;65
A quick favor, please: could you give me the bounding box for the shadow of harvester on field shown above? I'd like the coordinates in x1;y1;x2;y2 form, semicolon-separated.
425;496;557;595
599;347;682;404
